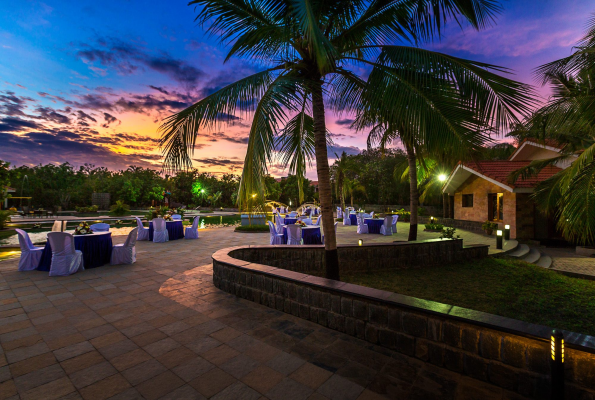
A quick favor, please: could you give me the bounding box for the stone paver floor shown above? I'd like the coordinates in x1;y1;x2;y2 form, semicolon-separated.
0;226;529;399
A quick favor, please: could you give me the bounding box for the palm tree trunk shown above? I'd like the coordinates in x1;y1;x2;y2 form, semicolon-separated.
405;141;418;241
312;79;339;280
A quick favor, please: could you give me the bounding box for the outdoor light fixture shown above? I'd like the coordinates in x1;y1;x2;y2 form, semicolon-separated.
201;189;205;193
252;194;256;198
504;224;510;240
496;230;503;249
358;239;363;246
438;174;447;182
551;330;565;399
430;216;435;224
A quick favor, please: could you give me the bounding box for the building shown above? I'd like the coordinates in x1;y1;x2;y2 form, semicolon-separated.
442;139;575;240
2;186;15;209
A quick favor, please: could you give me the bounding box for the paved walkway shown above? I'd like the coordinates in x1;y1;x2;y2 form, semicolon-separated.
0;226;518;400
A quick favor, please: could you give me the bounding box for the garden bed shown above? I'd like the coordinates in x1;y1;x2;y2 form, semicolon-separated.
337;255;595;336
234;225;268;232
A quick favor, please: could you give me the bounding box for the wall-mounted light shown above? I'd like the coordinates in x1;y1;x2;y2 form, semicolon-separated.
358;239;363;246
496;229;503;250
551;330;565;399
504;224;510;240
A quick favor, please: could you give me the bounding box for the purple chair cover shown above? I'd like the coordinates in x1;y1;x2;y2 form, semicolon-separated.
283;226;321;245
38;232;112;270
149;220;184;241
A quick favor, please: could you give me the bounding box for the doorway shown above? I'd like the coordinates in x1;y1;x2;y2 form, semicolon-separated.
488;193;503;221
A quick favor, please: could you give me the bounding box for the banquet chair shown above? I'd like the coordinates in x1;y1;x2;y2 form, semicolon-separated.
152;218;169;243
286;224;303;245
111;228;138;265
391;215;399;234
322;222;338;244
268;221;284;245
342;211;351;225
90;223;110;232
171;214;182;220
314;216;322;226
369;211;375;218
274;214;284;234
51;220;62;232
380;216;393;236
47;232;84;277
357;215;369;234
135;217;150;241
15;229;43;271
302;218;313;225
288;211;297;218
184;216;200;240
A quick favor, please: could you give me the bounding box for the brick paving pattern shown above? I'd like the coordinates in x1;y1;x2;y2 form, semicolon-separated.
0;224;543;399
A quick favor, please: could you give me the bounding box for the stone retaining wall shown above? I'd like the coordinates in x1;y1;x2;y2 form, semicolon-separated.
212;244;595;399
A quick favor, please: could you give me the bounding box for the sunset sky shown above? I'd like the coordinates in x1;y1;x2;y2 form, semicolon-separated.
0;0;591;179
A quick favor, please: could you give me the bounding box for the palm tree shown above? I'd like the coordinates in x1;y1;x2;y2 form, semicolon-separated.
159;0;535;279
331;152;353;212
343;177;365;207
510;15;595;244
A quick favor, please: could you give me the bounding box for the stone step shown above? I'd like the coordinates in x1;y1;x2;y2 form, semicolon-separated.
523;248;541;264
509;244;530;258
502;240;518;253
535;254;553;269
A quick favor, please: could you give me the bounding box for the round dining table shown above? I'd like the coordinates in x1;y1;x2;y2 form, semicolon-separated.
283;217;298;225
148;220;184;241
283;225;322;245
364;218;384;234
37;231;113;271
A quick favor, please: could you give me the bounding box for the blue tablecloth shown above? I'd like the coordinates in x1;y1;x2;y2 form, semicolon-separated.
38;232;113;271
284;217;298;225
149;220;184;241
283;226;322;245
365;218;384;234
349;214;357;225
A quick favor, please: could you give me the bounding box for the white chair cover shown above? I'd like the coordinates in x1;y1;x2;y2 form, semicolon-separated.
274;214;284;234
314;216;322;226
171;214;182;220
302;218;313;225
135;217;150;241
90;223;110;232
47;232;84;277
369;211;375;218
357;215;369;234
268;222;284;245
342;211;351;225
111;228;138;265
288;211;297;218
391;215;399;234
380;216;393;236
152;218;169;243
16;229;43;271
184;216;200;239
286;225;302;245
51;220;62;232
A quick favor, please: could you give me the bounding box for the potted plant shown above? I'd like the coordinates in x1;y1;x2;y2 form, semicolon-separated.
482;221;498;235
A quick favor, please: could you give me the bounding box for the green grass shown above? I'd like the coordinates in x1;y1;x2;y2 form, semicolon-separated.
0;230;15;240
234;225;269;232
199;210;214;213
340;255;595;336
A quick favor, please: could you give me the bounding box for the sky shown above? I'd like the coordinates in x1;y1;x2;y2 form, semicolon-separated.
0;0;592;179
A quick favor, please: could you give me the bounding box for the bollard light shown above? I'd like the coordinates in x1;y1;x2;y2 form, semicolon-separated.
496;230;503;249
430;216;435;224
504;224;510;241
551;330;565;400
358;239;363;246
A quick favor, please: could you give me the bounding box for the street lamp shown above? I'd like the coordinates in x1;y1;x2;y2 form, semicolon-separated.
438;174;447;182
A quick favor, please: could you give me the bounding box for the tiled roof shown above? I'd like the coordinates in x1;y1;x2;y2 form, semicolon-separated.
463;161;562;188
520;138;562;150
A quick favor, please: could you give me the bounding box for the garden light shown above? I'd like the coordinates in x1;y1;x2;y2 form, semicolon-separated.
430;216;435;224
438;174;447;182
496;230;503;249
358;239;363;246
551;330;565;399
504;224;510;240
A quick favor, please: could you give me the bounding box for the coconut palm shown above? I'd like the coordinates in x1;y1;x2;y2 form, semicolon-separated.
159;0;535;279
343;178;366;207
331;152;355;213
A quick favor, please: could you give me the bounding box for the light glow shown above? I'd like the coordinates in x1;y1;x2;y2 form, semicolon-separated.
438;174;447;182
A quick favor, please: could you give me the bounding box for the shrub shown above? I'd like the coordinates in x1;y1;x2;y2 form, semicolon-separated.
110;200;130;216
0;210;12;230
199;210;214;213
76;205;98;213
418;207;427;216
440;227;460;239
425;223;444;230
481;221;498;234
387;208;410;222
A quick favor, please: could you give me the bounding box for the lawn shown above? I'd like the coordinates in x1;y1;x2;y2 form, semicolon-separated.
340;255;595;336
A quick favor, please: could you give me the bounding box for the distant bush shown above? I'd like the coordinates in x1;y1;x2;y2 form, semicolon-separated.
424;223;443;231
76;205;98;213
387;208;410;222
110;200;130;216
0;210;12;229
199;210;214;213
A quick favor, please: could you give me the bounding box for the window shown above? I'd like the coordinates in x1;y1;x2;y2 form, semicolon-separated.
462;194;473;207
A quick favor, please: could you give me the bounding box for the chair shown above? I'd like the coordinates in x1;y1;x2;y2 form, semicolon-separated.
322;222;338;244
111;228;138;265
135;217;150;241
51;220;62;232
369;211;375;218
90;223;110;232
391;215;399;233
342;211;351;225
288;211;297;218
286;224;303;245
185;216;200;239
380;216;393;236
268;222;284;245
171;214;182;220
274;214;284;234
47;232;84;277
357;215;369;234
314;216;322;226
15;229;43;271
152;218;169;243
301;218;313;225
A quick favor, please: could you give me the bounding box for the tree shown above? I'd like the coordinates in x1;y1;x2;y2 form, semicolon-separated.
510;14;595;244
159;0;534;279
342;178;365;207
0;160;11;208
